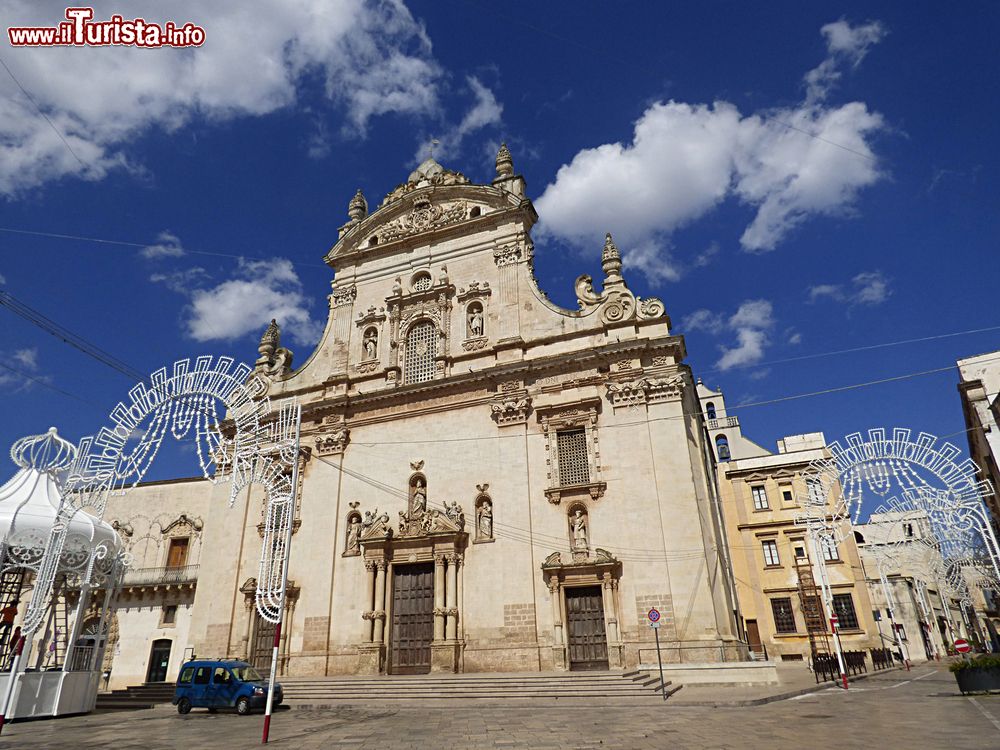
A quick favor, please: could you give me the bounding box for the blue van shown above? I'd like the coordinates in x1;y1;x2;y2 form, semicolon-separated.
173;659;283;715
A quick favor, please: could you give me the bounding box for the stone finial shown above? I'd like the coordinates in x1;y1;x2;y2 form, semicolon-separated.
258;318;280;362
495;143;514;178
348;189;368;222
601;233;622;282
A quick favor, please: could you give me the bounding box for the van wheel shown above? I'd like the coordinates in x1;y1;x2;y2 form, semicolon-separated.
236;697;251;716
177;698;192;715
208;708;217;714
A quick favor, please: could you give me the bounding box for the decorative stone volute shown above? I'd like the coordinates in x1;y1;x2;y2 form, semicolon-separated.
495;143;514;178
348;188;368;222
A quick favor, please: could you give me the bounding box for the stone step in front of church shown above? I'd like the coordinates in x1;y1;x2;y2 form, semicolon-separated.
278;671;675;703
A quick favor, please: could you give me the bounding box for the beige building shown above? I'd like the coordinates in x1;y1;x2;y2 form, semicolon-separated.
102;146;746;683
698;383;879;664
957;350;1000;530
856;510;975;660
101;477;212;691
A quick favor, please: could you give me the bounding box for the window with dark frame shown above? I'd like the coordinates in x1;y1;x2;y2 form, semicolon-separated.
162;605;178;625
832;593;859;630
771;597;796;634
781;488;794;504
821;537;839;561
751;485;769;510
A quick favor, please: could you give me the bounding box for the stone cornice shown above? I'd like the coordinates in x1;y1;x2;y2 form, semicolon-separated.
278;337;688;425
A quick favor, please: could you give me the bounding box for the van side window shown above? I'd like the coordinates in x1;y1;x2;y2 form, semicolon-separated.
179;666;194;683
213;667;231;684
193;666;210;685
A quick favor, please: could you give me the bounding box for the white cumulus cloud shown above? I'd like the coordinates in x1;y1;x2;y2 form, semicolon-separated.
534;20;886;281
807;270;891;306
185;258;322;345
415;76;502;163
0;0;441;196
683;300;776;371
141;230;185;259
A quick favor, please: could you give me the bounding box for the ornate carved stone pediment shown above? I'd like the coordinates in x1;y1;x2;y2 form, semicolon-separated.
397;503;465;539
373;199;468;244
541;548;620;570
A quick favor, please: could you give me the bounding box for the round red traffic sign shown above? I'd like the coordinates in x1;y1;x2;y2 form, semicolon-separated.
648;607;660;623
955;638;971;654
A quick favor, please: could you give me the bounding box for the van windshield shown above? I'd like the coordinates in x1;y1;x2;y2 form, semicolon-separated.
231;666;264;682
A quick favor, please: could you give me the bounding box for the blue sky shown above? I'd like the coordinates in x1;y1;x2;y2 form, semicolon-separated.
0;1;998;481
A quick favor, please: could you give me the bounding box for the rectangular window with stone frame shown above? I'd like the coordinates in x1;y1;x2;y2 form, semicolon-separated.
539;402;606;503
557;429;590;486
771;597;797;634
751;485;769;510
832;593;860;630
762;539;780;567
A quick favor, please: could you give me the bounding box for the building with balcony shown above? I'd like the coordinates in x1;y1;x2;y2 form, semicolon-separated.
101;477;212;690
697;383;879;664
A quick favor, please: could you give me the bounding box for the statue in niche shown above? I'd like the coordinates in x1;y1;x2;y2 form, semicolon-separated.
468;304;484;338
411;477;427;513
346;515;361;553
477;499;493;540
570;509;588;551
363;329;378;360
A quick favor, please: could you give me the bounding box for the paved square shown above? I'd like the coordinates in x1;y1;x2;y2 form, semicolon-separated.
7;669;1000;749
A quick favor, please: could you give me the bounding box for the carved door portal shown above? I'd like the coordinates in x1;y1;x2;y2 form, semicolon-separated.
389;563;435;674
565;586;608;671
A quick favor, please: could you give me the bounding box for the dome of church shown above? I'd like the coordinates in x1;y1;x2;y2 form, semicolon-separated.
0;428;122;573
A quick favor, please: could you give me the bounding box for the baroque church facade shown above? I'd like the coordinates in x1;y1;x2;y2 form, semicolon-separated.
106;146;742;680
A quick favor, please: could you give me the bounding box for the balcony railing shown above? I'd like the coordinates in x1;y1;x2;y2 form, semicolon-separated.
706;416;739;430
122;564;199;587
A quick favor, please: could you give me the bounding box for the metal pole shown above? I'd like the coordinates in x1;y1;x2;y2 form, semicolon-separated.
878;567;910;670
0;635;26;734
807;531;848;689
262;403;302;745
654;626;666;702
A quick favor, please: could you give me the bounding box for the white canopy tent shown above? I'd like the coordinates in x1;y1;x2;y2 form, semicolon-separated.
0;428;125;722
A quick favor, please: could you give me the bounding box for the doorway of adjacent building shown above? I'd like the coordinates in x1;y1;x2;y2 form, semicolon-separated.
146;639;172;682
389;562;435;675
565;586;608;671
746;619;763;657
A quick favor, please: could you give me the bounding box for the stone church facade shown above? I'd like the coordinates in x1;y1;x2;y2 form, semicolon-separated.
110;147;742;678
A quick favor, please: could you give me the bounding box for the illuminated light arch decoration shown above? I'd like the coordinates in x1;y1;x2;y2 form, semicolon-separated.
800;429;998;579
794;428;996;679
24;357;301;632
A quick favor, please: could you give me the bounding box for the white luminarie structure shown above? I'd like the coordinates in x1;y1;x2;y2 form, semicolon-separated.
797;429;998;681
0;428;126;722
0;357;302;728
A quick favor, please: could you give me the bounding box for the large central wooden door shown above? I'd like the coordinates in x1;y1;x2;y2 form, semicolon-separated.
389;563;435;674
565;586;608;671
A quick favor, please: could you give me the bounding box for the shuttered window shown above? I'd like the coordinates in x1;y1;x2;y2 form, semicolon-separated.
557;429;590;486
404;321;437;384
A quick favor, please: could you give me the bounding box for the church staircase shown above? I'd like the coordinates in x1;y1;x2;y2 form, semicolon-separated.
96;671;678;709
278;671;677;704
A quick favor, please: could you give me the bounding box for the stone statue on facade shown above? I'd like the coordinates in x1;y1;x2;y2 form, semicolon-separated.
571;510;588;551
411;478;427;513
346;515;361;553
363;329;378;360
477;500;493;540
468;307;484;337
